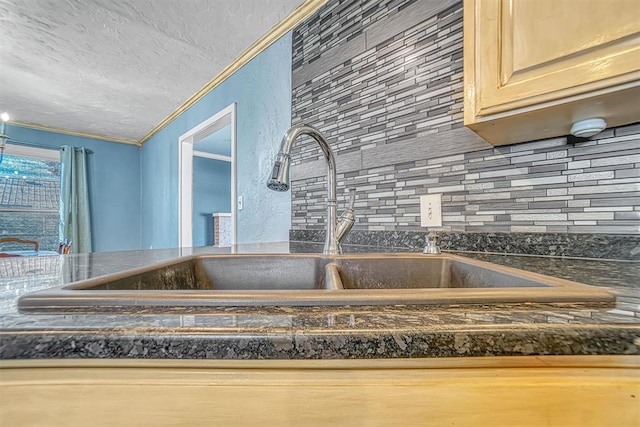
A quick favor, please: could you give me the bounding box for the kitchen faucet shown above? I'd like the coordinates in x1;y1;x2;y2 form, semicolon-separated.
267;124;356;255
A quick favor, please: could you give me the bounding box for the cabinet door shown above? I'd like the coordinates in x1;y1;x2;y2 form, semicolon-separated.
2;357;639;426
464;0;640;145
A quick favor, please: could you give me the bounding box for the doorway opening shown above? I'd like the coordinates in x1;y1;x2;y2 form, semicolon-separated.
178;103;236;248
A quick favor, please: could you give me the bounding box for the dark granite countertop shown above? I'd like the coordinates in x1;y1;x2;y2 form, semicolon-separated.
1;242;639;359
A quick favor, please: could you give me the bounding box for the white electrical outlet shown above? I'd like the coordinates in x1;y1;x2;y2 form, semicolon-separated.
420;194;442;227
237;196;244;211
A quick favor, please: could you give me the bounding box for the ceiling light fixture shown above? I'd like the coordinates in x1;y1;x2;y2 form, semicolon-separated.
0;112;9;165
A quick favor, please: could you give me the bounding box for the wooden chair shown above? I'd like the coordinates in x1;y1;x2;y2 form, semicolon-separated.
0;237;40;257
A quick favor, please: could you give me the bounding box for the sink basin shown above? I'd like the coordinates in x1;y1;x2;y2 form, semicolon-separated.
336;257;549;289
17;254;614;312
85;256;329;291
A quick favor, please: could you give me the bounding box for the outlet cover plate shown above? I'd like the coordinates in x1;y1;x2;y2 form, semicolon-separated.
420;194;442;227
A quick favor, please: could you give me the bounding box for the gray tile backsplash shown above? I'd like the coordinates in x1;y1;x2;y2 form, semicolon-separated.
290;0;639;235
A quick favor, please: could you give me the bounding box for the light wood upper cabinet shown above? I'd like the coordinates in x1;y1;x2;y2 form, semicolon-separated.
464;0;640;146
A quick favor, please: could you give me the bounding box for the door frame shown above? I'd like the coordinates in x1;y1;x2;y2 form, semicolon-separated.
178;103;237;248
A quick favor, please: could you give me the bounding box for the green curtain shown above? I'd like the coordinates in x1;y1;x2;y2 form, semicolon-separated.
59;146;92;253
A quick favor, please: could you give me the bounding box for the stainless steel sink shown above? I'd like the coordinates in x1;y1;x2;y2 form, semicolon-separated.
86;256;329;291
17;254;614;312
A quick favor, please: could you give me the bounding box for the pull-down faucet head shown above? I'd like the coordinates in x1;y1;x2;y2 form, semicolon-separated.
267;152;291;191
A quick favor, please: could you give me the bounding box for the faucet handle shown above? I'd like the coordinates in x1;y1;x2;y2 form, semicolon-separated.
345;187;356;209
336;187;356;244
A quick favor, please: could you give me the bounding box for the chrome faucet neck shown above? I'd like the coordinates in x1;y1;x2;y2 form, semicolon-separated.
268;124;340;255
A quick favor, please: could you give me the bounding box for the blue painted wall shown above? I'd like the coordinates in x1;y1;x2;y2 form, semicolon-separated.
4;124;141;252
141;33;292;249
192;157;231;246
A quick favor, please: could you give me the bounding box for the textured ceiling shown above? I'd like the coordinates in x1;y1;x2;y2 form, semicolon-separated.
0;0;305;142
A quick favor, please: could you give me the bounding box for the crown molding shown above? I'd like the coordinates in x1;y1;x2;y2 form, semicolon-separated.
137;0;327;146
6;0;326;148
8;121;140;146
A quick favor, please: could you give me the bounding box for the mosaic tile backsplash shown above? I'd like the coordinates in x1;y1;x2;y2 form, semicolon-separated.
289;0;640;235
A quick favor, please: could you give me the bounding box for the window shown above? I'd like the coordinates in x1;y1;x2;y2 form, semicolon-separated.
0;145;60;252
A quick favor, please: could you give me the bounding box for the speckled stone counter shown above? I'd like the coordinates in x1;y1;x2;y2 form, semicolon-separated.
290;230;640;260
1;242;639;359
